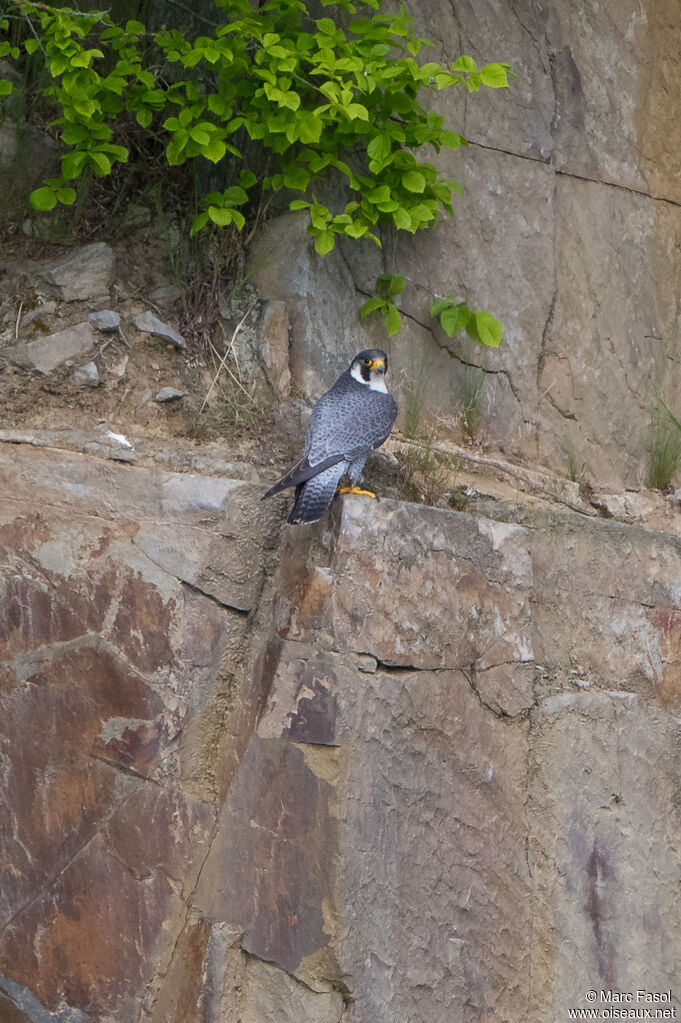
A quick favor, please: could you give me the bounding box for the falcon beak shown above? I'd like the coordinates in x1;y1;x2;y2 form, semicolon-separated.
372;359;385;373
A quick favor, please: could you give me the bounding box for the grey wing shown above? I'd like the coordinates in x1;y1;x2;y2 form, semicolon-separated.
305;386;397;465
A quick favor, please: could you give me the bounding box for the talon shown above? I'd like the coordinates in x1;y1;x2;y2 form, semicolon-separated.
338;485;376;499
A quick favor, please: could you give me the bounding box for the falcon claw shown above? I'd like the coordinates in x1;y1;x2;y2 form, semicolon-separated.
338;486;376;499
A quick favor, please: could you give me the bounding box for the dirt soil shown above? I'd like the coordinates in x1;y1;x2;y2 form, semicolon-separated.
0;227;298;474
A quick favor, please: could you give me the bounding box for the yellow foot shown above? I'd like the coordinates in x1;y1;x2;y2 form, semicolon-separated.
338;485;376;498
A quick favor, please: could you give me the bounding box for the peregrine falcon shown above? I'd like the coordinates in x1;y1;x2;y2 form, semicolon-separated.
262;349;398;524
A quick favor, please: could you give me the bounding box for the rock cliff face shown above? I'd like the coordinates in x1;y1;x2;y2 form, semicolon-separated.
2;1;681;1020
2;436;680;1022
250;0;681;490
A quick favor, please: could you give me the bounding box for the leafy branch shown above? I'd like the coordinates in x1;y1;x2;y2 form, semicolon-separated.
0;0;512;258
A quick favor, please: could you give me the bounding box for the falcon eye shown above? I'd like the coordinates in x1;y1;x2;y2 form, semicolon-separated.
363;358;372;366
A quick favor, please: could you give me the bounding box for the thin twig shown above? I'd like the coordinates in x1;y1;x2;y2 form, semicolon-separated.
116;324;131;348
22;12;46;55
200;305;254;413
14;301;23;340
10;0;111;19
207;337;252;399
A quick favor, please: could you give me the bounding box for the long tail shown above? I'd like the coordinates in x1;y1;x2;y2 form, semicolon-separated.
288;463;347;524
262;452;346;500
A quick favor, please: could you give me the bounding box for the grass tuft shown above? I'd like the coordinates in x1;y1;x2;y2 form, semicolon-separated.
459;343;488;439
646;399;681;490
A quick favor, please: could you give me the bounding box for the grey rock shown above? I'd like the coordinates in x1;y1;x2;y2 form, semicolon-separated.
0;120;60;219
110;354;129;378
537;176;681;488
153;387;184;403
73;361;99;387
19;302;57;333
249;212;369;398
135;311;186;349
259;300;290;397
36;243;115;303
150;285;182;305
12;321;97;375
88;309;120;332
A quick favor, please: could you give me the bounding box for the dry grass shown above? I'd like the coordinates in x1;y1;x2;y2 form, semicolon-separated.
393;433;456;507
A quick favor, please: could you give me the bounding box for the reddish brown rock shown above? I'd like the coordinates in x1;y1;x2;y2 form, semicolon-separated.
3;438;681;1023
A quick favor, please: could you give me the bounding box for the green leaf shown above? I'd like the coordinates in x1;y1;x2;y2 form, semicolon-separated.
30;187;57;211
61;151;88;178
89;151;112;176
384;303;402;337
191;211;210;234
440;130;465;151
434;70;456;89
298;113;322;143
284;166;310;190
343;221;368;238
202;137;227;163
377;273;405;297
222;185;248;205
376;199;399;212
452;55;477;73
480;62;509;88
467;310;503;347
402;170;426;193
56;187;77;205
367;132;391;164
24;39;39;55
125;20;146;34
190;125;211;145
360;295;386;318
136;107;153;128
208;205;233;226
208;94;227;116
231;209;246;230
280;90;301;111
240;169;257;188
0;80;14;96
392;206;411;230
439;302;471;337
290;200;311;211
345;102;369;120
367;185;391;204
314;230;335;256
430;298;451;317
166;135;188;165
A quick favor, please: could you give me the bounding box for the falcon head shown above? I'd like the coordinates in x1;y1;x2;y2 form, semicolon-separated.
350;349;390;391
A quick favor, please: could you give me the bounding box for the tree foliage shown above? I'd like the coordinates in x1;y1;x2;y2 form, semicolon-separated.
1;0;509;341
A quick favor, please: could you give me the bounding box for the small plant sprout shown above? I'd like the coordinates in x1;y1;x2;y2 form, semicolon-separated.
360;274;405;338
430;296;503;348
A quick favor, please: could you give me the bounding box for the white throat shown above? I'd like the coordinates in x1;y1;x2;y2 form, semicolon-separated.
351;363;388;393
